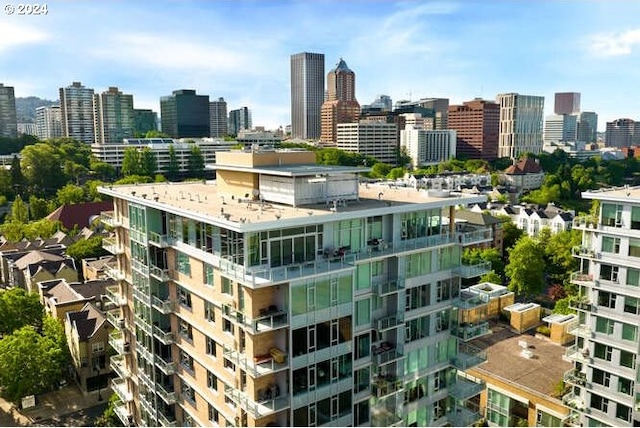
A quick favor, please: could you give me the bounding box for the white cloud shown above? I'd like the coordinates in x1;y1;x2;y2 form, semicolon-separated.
589;28;640;57
0;21;50;52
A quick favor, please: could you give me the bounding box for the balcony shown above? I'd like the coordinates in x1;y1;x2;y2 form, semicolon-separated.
151;295;174;314
371;374;404;399
134;316;153;336
453;290;489;310
568;321;591;338
157;409;177;427
106;310;126;329
456;228;493;246
133;287;151;305
371;408;403;427
563;392;586;412
104;265;125;281
152;325;175;345
572;246;596;258
155;355;176;375
224;385;290;419
570;271;594;286
113;399;133;426
129;228;147;244
375;279;404;296
569;296;592;312
451;343;487;370
572;216;599;231
106;285;127;307
156;383;177;405
223;345;288;378
564;369;587;387
101;211;122;228
132;259;149;276
453;321;491;342
448;376;485;400
148;231;174;248
109;330;130;355
112;378;134;402
136;342;154;362
454;261;492;279
150;265;171;282
564;344;589;363
446;406;483;427
376;313;403;332
103;237;125;255
372;342;404;367
110;355;131;379
137;367;153;388
222;304;288;335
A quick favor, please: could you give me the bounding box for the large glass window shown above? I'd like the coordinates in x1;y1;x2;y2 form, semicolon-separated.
176;251;191;276
620;350;636;368
590;394;608;413
355;299;370;326
624;296;640;314
536;410;561;427
628;268;640;286
629;239;640;258
597;290;616;308
601;236;620;253
618;377;633;395
594;343;612;361
601;203;622;227
632;206;640;230
595;317;614;335
622;323;637;341
592;368;610;387
487;389;510;426
616;403;631;422
334;219;363;252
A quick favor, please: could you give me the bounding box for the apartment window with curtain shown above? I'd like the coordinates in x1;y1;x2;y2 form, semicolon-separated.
629;239;640;258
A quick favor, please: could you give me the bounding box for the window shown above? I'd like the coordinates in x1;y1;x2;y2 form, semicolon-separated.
620;350;636;369
601;203;622;227
592;368;611;387
204;263;214;287
176;251;191;276
180;350;194;372
354;400;369;426
355;334;370;359
627;268;640;286
630;239;640;258
355;367;370;393
632;206;640;230
221;276;233;296
182;382;196;405
597;291;616;308
205;301;216;322
206;337;217;357
624;296;640;314
590;394;608;413
223;358;235;372
178;286;192;309
601;236;620;253
616;403;631;422
223;319;234;335
594;343;612;361
595;317;614;335
618;377;633;395
622;323;637;341
207;371;218;391
536;410;561;427
91;341;105;354
208;404;219;425
179;319;193;341
355;299;370;327
600;264;619;283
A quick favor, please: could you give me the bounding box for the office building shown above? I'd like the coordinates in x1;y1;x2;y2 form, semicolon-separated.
362;95;393;115
98;148;492;428
94;87;135;145
0;83;18;138
395;98;449;130
497;93;545;159
605;118;638;148
543;114;578;144
448;99;500;160
290;52;325;140
567;186;640;426
228;107;252;136
160;90;210;139
209;98;228;138
577;112;598;144
554;92;581;115
320;58;360;144
60;82;96;144
401;126;457;167
133;109;158;136
336;122;397;165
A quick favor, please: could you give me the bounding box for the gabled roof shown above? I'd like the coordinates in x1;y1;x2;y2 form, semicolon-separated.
27;259;76;277
39;278;86;305
66;302;107;340
46;201;113;231
504;157;543;175
73;278;113;299
455;210;503;226
14;250;65;270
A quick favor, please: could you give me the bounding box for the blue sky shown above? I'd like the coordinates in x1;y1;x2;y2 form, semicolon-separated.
2;0;640;131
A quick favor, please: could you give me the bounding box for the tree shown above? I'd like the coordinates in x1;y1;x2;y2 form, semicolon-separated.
505;236;546;298
187;145;205;178
0;288;44;336
89;158;116;181
145;130;170;138
10;154;25;194
56;183;86;205
121;147;141;177
9;194;29;223
543;229;581;285
20;143;65;194
167;144;180;180
95;393;125;427
29;195;51;220
65;236;109;266
480;271;503;284
387;167;405;180
463;247;505;278
139;147;157;177
553;297;573;315
370;163;392;179
496;215;523;254
22;219;62;240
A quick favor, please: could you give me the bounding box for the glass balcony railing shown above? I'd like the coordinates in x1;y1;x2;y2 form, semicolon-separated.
152;325;175;345
103;237;125;255
106;285;127;306
134;316;153;336
155;355;176;375
376;313;403;332
570;271;595;286
448;376;485;400
372;343;404;367
110;355;130;379
564;344;589;363
108;330;130;355
567;321;591;337
131;259;149;276
157;410;177;427
100;212;122;228
451;343;487;370
563;392;586;412
456;229;493;246
112;378;133;402
151;295;174;314
375;279;404;296
371;374;404;399
106;310;125;329
569;296;592;312
564;369;587;387
224;385;290;419
113;399;132;426
222;345;289;378
129;228;147;244
156;383;177;405
104;265;125;281
446;406;483;427
149;265;170;282
453;290;489;310
452;321;491;342
148;231;174;248
221;304;288;334
454;261;492;279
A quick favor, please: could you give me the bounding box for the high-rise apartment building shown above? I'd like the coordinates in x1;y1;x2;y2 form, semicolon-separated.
290;52;325;140
228;107;252;136
448;99;500;160
0;83;18;138
60;81;96;144
336;121;397;165
394;98;449;130
543;114;578;144
133;109;158;136
497;93;545;159
35;106;63;140
320;59;360;144
94;87;135;145
160;90;210;139
210;97;228;138
605;118;638;148
577;112;598;144
401;126;457;167
98;148;491;428
554;92;581;115
566;186;640;427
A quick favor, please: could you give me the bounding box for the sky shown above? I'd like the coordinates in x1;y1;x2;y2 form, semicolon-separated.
2;0;640;132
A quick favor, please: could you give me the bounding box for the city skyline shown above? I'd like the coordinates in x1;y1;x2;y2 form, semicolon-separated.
2;1;640;131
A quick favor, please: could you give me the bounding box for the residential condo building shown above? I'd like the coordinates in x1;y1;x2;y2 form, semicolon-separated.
290;52;325;140
210;98;228;138
98;148;492;428
35;106;63;140
60;81;96;144
497;93;545;159
0;83;18;139
401;126;457;167
94;87;135;145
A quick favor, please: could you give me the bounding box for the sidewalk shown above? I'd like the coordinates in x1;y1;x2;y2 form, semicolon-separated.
0;383;110;425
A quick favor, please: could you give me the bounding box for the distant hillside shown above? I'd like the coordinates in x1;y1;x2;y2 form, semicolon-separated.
15;96;57;122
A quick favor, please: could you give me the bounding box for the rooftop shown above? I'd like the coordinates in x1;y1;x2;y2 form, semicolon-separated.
582;185;640;203
469;324;572;397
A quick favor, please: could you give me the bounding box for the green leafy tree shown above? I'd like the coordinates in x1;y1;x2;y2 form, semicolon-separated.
144;130;170;138
20;143;65;194
121;147;141;177
0;221;24;242
139;147;157;177
56;183;86;205
23;219;62;240
370;163;392;178
463;247;505;278
89;158;116;181
29;195;51;220
0;288;44;336
505;236;546;298
95;393;125;427
65;236;109;266
187;145;205;178
480;271;503;284
553;297;573;315
85;180;108;202
543;229;582;285
10;155;25;194
114;175;154;185
497;215;524;254
167;144;180;180
9;194;29;223
387;167;405;180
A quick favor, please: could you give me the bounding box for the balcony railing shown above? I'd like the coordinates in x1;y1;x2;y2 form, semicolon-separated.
570;271;594;286
100;212;122;228
113;400;132;426
152;325;175;345
572;246;596;258
150;265;171;282
371;408;403;427
157;410;177;427
569;296;592;312
104;265;125;281
446;406;483;427
155;355;176;375
371;374;404;399
148;231;174;248
132;259;150;276
454;261;492;279
375;279;404;296
134;316;153;336
372;343;404;367
568;321;591;338
151;295;174;314
108;330;130;355
136;342;154;362
453;290;489;310
563;392;586;412
129;228;147;244
224;385;290;419
103;237;125;255
222;304;288;334
112;378;134;402
156;383;177;405
564;344;589;363
110;355;130;379
376;313;403;332
564;369;587;387
451;343;487;370
106;285;127;307
453;321;491;342
456;228;493;246
448;377;485;400
107;310;125;329
223;345;289;378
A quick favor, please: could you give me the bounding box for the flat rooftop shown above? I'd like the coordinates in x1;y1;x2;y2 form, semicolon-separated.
582;185;640;203
469;324;572;397
99;181;486;230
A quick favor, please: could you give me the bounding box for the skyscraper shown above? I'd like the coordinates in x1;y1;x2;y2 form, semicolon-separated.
320;58;360;144
132;109;158;136
605;118;637;148
160;89;210;138
35;106;63;140
209;97;228;138
577;112;598;144
497;93;545;159
94;87;135;145
448;99;500;160
59;81;95;144
0;83;18;138
228;107;252;136
543;114;577;144
290;52;324;140
554;92;581;115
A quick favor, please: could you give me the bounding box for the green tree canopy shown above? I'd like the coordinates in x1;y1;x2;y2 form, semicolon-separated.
505;236;546;298
0;288;44;336
187;145;205;178
463;247;505;278
20;143;65;194
139;147;158;177
56;183;86;205
9;194;28;223
496;215;524;254
167;144;180;180
65;235;109;266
